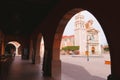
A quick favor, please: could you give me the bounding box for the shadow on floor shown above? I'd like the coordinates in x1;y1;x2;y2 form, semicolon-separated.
61;62;106;80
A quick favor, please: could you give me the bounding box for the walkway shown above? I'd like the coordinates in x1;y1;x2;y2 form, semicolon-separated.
6;57;53;80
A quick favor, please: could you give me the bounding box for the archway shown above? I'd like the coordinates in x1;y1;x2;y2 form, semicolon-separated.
91;46;95;54
40;37;45;64
8;41;21;56
34;33;45;66
53;8;111;80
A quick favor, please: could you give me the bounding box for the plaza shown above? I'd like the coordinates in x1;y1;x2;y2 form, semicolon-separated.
61;53;111;80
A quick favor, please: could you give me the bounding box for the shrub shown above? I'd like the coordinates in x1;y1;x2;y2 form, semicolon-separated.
104;46;109;51
61;46;79;51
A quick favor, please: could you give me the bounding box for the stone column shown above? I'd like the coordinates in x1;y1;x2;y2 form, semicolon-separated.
42;50;52;77
52;48;61;80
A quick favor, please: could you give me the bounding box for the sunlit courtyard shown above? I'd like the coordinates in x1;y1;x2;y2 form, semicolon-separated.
60;53;111;80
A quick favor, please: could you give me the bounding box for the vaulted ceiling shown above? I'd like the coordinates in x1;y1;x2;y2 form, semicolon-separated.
0;0;59;36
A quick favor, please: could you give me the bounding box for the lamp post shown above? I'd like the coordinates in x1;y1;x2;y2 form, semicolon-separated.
86;35;89;61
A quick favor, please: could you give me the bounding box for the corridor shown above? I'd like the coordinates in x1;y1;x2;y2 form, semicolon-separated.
6;57;53;80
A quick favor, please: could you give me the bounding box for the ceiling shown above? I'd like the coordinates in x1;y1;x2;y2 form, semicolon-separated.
0;0;59;36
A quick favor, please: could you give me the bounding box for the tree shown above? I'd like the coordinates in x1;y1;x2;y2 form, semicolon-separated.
61;46;79;51
104;45;109;52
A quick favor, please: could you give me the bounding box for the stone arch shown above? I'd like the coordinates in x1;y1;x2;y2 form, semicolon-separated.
53;8;84;61
52;8;84;80
35;33;45;64
53;8;111;79
8;41;21;56
3;35;29;59
54;8;111;60
29;32;45;64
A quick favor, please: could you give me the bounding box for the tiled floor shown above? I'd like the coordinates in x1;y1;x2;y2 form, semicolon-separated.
6;57;53;80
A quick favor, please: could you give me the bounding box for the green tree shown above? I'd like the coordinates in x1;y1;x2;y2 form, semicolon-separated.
62;46;79;51
104;46;109;51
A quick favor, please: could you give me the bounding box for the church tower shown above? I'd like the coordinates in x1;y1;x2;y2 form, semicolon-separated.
74;13;101;56
74;13;87;55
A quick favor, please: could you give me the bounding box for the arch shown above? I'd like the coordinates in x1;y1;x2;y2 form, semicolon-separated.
40;36;45;58
52;8;84;80
35;33;45;64
91;46;95;54
29;33;45;64
8;41;21;56
53;8;84;60
53;8;111;79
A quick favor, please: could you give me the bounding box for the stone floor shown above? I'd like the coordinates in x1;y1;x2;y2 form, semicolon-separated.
1;54;110;80
5;57;53;80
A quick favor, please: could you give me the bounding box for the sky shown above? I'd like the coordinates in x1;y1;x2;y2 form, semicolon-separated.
63;10;108;45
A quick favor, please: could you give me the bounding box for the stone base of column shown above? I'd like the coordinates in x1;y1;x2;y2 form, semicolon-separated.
35;56;40;64
107;74;120;80
107;74;112;80
52;60;61;80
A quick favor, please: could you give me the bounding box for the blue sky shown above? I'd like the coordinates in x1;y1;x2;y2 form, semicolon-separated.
63;10;108;45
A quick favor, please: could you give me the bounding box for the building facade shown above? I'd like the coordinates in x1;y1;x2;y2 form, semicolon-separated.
74;13;101;55
60;35;74;49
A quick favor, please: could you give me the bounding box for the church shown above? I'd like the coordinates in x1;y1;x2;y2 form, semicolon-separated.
74;13;101;56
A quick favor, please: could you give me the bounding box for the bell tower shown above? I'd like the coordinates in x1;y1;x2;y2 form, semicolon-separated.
74;13;87;55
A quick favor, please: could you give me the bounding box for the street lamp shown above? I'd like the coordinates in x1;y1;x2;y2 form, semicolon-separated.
86;35;89;61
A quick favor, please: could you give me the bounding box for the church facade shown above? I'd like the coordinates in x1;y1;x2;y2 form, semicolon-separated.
74;12;101;56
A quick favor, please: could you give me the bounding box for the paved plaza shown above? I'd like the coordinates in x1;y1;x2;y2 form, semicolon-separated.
60;54;111;80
